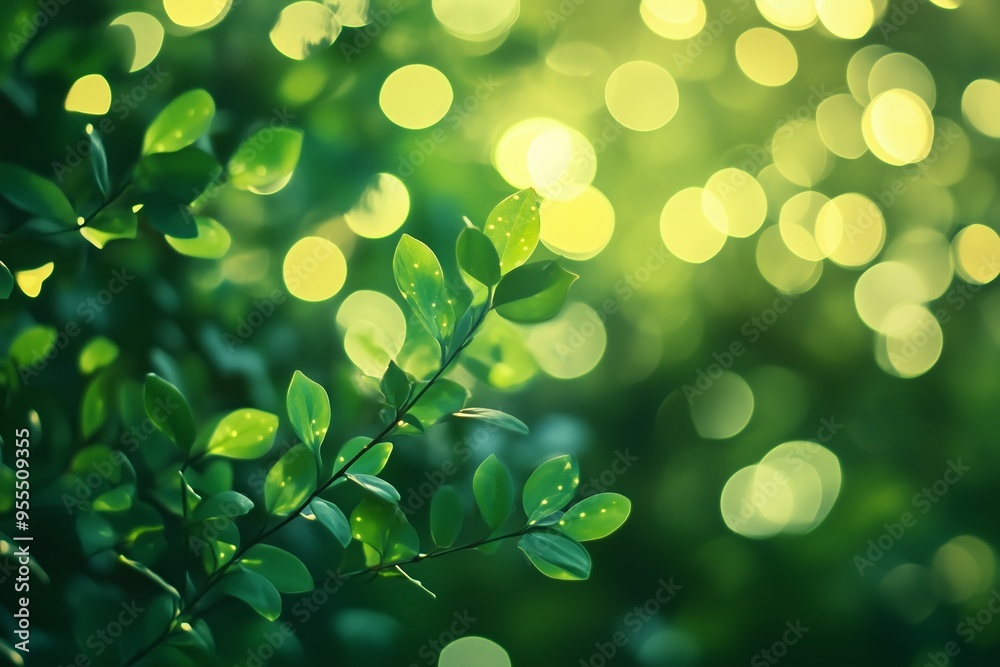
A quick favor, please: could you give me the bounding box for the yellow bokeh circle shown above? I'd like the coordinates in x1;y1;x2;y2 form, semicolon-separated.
379;65;454;130
345;173;410;239
962;79;1000;138
953;224;1000;285
270;2;341;60
735;28;798;87
660;187;728;264
862;89;934;166
539;186;615;260
605;61;679;132
283;237;348;302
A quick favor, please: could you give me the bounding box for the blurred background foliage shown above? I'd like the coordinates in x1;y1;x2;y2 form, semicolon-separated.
2;0;1000;665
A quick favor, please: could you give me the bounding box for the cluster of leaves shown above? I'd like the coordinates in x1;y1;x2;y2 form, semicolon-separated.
15;184;630;665
0;88;303;297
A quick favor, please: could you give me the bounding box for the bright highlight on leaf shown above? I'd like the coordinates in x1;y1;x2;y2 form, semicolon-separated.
165;217;231;258
393;234;455;342
65;74;112;115
266;444;318;515
287;370;331;459
15;263;55;298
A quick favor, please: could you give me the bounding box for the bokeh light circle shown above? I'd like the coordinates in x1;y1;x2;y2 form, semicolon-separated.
962;79;1000;138
345;173;410;239
526;125;597;201
660;187;728;264
756;225;823;294
816;0;874;39
704;168;767;238
735;28;798;87
270;2;341;60
689;371;754;439
525;302;607;379
854;262;930;332
380;65;454;130
283;237;348;302
953;224;1000;285
539;186;615;260
438;636;511;667
605;61;679;132
862;89;934;165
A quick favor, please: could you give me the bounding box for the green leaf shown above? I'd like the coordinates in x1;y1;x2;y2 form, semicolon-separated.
265;444;318;516
79;337;119;374
457;226;501;287
350;496;419;561
192;491;254;522
82;374;109;438
220;569;281;621
523;455;579;523
93;485;134;512
205;409;278;459
228;127;304;191
165;216;231;258
0;162;76;225
87;124;110;198
518;531;591;581
139;197;197;238
286;370;330;461
240;544;313;593
8;325;57;367
309;498;351;547
380;360;410;410
143;373;196;453
473;454;514;531
143;89;215;155
393;234;455;343
430;485;463;548
0;262;12;299
134;146;221;205
493;261;578;324
81;207;137;249
346;473;400;504
405;379;469;431
483;189;540;274
556;493;631;541
453;408;528;435
330;437;392;477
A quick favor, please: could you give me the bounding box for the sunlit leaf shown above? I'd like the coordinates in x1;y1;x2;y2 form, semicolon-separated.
329;436;392;478
220;569;281;621
493;261;578;324
457;226;501;287
240;544;313;593
8;325;57;368
483;189;539;274
310;498;351;547
346;473;400;504
143;89;215;155
556;493;631;542
286;370;330;461
523;455;579;523
0;162;76;225
228;127;304;191
204;409;278;459
518;531;591;581
473;454;514;531
265;444;318;516
93;484;134;512
350;496;419;561
393;234;455;343
143;373;196;453
453;407;528;435
165;216;231;258
14;263;54;298
430;485;463;548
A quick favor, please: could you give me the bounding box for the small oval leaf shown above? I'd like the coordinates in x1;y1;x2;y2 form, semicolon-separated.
430;485;463;548
143;89;215;155
523;455;579;523
205;409;278;459
143;373;196;452
557;493;631;541
473;454;514;531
